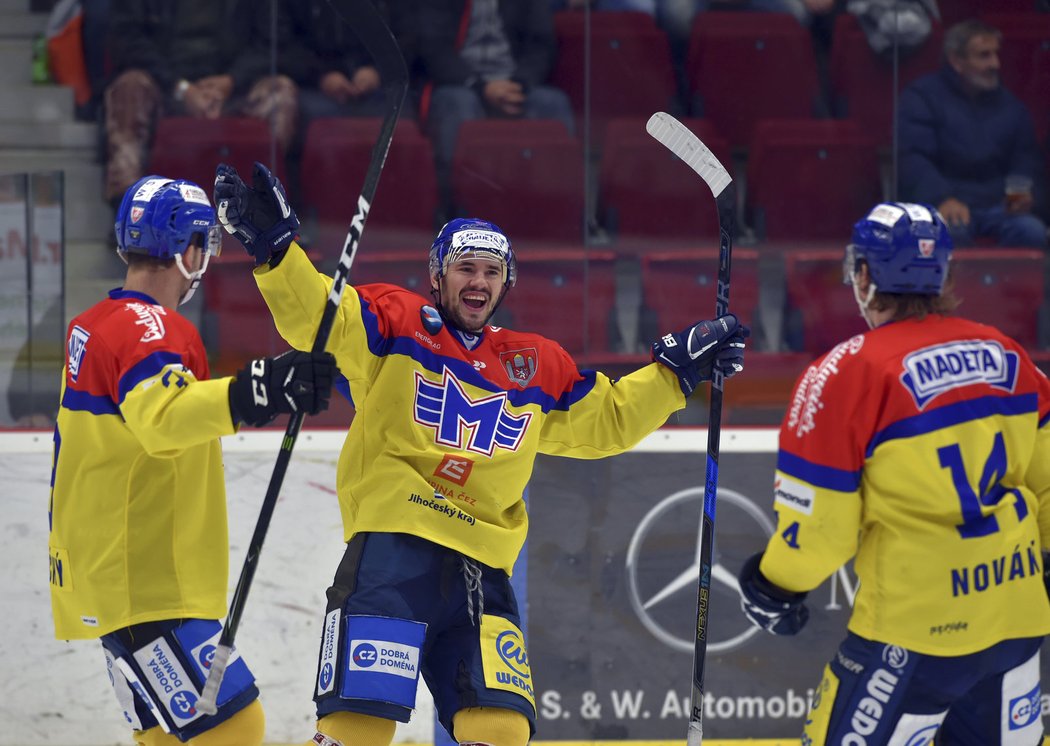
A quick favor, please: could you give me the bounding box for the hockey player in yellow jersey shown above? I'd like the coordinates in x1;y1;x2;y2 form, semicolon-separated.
738;202;1050;745
212;161;749;746
48;176;337;745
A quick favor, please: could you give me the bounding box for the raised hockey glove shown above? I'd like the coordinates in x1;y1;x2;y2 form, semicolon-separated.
228;350;337;427
738;552;809;636
651;313;749;396
214;161;300;266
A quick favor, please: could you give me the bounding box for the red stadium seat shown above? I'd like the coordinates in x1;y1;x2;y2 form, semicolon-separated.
641;248;761;336
829;13;943;146
202;254;288;377
746;120;882;241
599;118;731;244
148;117;285;257
300;118;438;253
783;248;866;356
950;248;1045;348
939;0;1040;27
982;13;1050;140
351;250;432;297
493;249;617;356
550;11;679;141
451;120;585;244
686;12;824;148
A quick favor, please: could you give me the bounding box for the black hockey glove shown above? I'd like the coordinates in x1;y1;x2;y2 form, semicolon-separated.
738;552;809;636
214;161;300;266
651;313;749;396
228;350;337;427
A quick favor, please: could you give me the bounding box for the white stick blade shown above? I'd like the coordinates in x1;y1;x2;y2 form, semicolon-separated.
646;112;731;198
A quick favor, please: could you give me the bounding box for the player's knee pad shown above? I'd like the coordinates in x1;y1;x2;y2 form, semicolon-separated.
452;706;531;746
188;699;265;745
309;711;397;746
132;726;181;745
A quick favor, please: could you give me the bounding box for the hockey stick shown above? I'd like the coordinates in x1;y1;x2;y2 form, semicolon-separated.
197;0;407;715
645;112;735;746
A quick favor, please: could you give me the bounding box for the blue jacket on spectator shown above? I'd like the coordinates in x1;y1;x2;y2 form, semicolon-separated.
898;65;1043;212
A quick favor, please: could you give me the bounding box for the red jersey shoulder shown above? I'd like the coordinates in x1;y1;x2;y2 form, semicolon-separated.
356;282;434;335
67;297;207;393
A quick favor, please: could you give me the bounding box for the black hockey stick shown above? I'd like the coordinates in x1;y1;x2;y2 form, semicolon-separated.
197;0;407;715
645;112;735;746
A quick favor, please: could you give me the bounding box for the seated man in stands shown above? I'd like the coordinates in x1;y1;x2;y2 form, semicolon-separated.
396;0;575;219
898;19;1048;249
103;0;297;208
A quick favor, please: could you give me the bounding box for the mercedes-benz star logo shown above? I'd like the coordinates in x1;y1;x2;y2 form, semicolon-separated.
625;486;774;654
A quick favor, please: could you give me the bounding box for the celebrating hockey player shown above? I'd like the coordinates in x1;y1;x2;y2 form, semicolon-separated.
213;161;748;746
738;202;1050;745
48;176;337;745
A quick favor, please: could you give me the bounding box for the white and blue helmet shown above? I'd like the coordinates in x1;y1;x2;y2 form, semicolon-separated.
429;218;517;288
844;202;953;295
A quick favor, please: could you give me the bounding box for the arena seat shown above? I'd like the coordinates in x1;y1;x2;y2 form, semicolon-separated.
939;0;1039;27
147;117;286;258
829;13;943;146
640;248;761;338
492;249;617;356
950;248;1045;349
550;11;679;142
300;117;438;253
350;250;432;297
685;12;823;149
451;120;585;244
782;248;866;356
746;119;882;241
599;118;730;243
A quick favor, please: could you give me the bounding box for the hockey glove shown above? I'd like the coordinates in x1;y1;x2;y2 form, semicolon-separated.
651;314;749;396
214;161;300;266
738;552;809;636
228;350;337;427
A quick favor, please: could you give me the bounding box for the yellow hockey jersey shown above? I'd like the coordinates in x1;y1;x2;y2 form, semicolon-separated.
49;289;236;640
255;243;686;574
762;315;1050;655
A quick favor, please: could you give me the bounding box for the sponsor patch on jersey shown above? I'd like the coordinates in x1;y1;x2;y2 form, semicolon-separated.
435;453;474;486
420;304;444;335
413;369;532;456
68;325;89;382
900;340;1019;409
773;475;815;515
177;183;210;205
480;614;535;709
125;301;167;343
132;637;202;726
786;335;864;436
501;347;538;388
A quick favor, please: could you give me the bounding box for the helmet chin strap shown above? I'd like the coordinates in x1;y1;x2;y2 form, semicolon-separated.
176;252;210;306
851;273;879;330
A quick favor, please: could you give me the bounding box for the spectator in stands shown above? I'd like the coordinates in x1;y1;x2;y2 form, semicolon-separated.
103;0;297;208
898;19;1048;249
258;0;391;133
399;0;575;218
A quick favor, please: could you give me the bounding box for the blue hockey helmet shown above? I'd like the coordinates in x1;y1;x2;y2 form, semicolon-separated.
844;202;952;295
114;176;221;260
429;218;517;288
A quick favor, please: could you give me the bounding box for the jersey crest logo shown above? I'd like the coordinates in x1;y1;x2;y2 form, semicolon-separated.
900;340;1019;409
500;348;538;388
413;369;532;456
68;325;90;382
421;305;444;335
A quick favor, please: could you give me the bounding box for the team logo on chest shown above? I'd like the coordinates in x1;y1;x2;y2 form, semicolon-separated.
413;369;532;456
500;347;538;387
